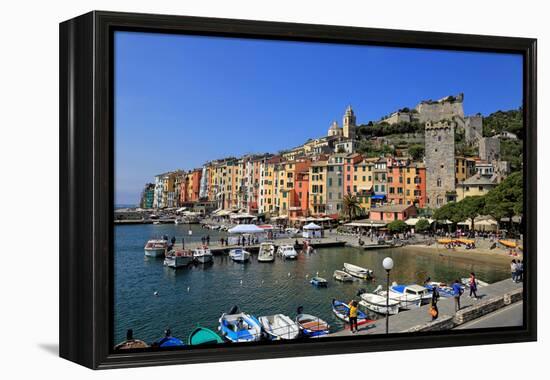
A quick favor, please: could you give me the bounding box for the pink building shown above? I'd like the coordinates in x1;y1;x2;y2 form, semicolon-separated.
369;204;416;222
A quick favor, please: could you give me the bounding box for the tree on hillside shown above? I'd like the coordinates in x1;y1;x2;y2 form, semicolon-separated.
342;194;362;221
484;171;523;229
408;144;425;161
388;220;407;233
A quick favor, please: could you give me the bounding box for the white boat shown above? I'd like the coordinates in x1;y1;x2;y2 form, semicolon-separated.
144;239;168;257
285;227;300;236
259;314;300;340
359;292;400;315
390;283;432;305
343;263;373;279
174;218;184;225
229;248;251;263
333;270;354;282
258;242;275;262
219;311;262;342
277;245;298;259
373;285;422;310
163;250;193;268
193;247;213;264
461;278;490;288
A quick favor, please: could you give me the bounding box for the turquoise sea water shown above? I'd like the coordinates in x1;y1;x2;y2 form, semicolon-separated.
114;224;510;345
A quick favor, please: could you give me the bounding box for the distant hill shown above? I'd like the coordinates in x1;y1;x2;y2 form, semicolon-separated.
483;108;523;139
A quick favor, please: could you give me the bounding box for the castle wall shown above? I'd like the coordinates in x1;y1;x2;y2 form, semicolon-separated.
414;99;464;124
464;115;483;143
479;137;501;161
425;121;456;208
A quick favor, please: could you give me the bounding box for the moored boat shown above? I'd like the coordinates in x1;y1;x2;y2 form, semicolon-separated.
295;313;330;338
258;242;275;262
229;248;251;263
331;299;373;325
343;263;374;280
373;285;422;310
333;270;354;282
193;246;213;264
310;277;328;287
114;329;149;350
259;314;300;340
153;329;186;347
358;292;400;315
188;326;223;345
163;250;193;268
218;309;262;343
277;244;298;259
144;239;168;257
424;282;457;297
390;283;432;305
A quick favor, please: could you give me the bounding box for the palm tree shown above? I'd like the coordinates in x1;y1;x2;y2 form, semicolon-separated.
342;194;362;221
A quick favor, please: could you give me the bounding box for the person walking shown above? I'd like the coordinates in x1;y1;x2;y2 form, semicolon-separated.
452;279;463;312
469;272;478;299
348;300;359;333
511;260;518;282
517;260;523;282
206;235;210;245
181;237;185;249
430;286;440;321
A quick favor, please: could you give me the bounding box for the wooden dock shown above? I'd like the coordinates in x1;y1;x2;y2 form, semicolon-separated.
328;279;523;336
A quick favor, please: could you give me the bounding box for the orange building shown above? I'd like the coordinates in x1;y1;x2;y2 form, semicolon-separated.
343;153;363;195
386;158;426;208
289;159;311;221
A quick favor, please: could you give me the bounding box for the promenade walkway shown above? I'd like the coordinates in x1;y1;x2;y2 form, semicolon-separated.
329;279;523;336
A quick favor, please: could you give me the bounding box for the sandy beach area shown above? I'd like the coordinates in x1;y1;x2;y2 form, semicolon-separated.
399;243;522;265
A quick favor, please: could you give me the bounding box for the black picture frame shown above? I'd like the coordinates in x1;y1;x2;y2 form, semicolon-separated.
59;10;537;369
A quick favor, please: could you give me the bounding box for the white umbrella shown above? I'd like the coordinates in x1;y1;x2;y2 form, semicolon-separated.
228;224;264;234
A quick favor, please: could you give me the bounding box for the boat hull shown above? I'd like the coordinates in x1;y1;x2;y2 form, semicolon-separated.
164;256;192;268
259;314;300;340
331;300;372;324
219;312;262;342
296;314;330;338
144;248;166;257
359;294;400;315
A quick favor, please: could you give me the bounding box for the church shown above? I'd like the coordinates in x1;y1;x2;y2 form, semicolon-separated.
327;105;357;139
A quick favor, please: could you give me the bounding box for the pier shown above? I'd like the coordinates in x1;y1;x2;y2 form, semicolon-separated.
328;279;523;336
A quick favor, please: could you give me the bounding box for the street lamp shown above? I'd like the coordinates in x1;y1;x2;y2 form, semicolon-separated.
382;257;394;334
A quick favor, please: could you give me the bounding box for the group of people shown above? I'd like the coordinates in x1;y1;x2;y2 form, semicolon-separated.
511;259;524;283
429;273;479;321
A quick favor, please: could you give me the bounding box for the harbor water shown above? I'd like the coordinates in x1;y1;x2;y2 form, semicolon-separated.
114;224;511;345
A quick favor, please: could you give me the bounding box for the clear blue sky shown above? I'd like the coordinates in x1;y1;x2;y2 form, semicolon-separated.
115;31;522;205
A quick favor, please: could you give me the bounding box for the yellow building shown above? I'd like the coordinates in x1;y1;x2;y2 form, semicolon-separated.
352;158;375;213
455;156;477;184
456;173;498;201
259;156;282;214
308;160;328;215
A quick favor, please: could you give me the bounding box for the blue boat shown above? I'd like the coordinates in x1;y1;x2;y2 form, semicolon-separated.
331;299;372;324
424;282;459;297
390;283;432;304
296;313;330;338
218;309;262;343
154;329;186;347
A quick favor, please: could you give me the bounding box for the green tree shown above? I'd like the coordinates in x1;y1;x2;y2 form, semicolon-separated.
484;171;523;229
388;220;408;233
342;194;362;221
433;202;464;229
459;195;486;231
415;218;431;233
408;144;425;161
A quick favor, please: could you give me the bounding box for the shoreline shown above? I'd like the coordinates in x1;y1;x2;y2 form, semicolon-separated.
398;244;522;265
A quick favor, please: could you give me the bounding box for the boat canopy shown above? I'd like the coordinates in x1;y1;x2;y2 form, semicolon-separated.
405;217;434;226
228;224;265;234
303;222;322;230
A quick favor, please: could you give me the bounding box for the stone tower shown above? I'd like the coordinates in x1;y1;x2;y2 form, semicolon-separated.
425;120;456;208
343;105;356;139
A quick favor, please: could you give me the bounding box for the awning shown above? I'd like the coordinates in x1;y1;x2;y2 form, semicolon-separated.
371;194;386;200
345;219;387;228
405;217;434;226
228;224;265;234
303;222;322;230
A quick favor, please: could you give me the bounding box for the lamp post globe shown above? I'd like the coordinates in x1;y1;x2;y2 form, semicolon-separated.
383;257;394;271
382;256;394;334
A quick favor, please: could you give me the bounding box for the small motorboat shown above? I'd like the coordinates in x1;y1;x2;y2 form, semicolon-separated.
229;248;251;263
163;250;193;268
343;263;374;280
424;282;457;297
114;330;149;350
218;308;262;343
144;239;168;257
259;314;300;340
153;330;186;347
310;277;328;287
359;292;400;315
373;285;422;310
278;244;298;259
193;246;213;264
391;283;432;305
333;270;354;282
258;242;275;262
187;326;223;345
331;299;373;325
296;313;330;338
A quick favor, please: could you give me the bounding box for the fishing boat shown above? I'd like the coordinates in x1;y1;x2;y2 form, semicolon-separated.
359;292;400;315
333;270;354;282
424;282;457;297
331;299;373;325
228;248;251;263
163;250;193;268
114;330;149;350
390;283;432;305
187;326;223;345
373;285;422;310
296;313;330;338
343;263;373;280
461;278;490;288
144;239;168;257
310;277;328;287
193;246;213;264
218;309;262;343
153;331;186;347
259;314;300;340
277;244;298;259
257;242;275;262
